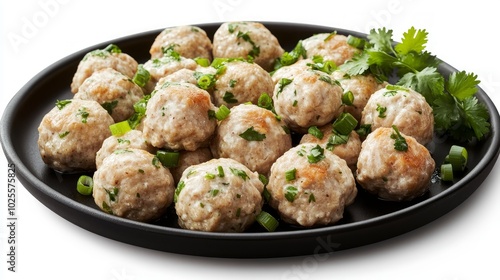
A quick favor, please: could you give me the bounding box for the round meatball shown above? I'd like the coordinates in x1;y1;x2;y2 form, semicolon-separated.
149;25;213;60
361;85;434;145
143;55;198;92
175;158;264;232
95;129;156;169
331;70;387;122
37;99;114;172
74;68;144;122
155;66;217;95
210;104;292;175
169;147;213;183
301;33;359;66
213;22;284;71
212;60;274;108
71;47;138;93
356;127;436;201
300;124;361;172
273;69;343;133
93;148;175;222
267;143;357;227
142;82;217;151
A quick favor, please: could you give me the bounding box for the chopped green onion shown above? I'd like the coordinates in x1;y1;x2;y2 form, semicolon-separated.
209;189;219;196
239;127;266;141
259;174;268;186
356;124;372;138
256;211;279;232
326;133;350;150
346;35;366;49
386;84;409;92
196;73;216;90
109;121;132;137
284;186;299;202
223;91;238;104
103;44;122;54
217;166;225;177
132;64;151;88
77;107;89;123
205;173;216;180
333;113;358;135
174;181;185;203
276;78;293;97
258;93;273;111
307;145;325;163
274;40;306;70
194;57;210;67
230;167;249;181
215;105;231;121
440;163;454;181
285;168;297;181
390;125;408;152
56;99;72;110
308;126;324;140
448;145;468;172
342;91;355;106
376;104;387;118
77;175;93;195
262;187;271;203
156;150;180;168
101;100;118;115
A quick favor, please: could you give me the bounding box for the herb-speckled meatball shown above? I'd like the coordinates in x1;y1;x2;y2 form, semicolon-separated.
213;22;284;71
273;69;343;133
267;143;357;227
150;25;213;60
301;33;360;66
361;85;434;145
93;148;175;222
37;99;114;172
175;158;264;232
142;82;217;151
356;127;435;201
74;68;144;122
71;46;138;93
210;104;292;175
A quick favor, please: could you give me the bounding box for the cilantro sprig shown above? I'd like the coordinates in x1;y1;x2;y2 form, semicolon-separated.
340;27;489;142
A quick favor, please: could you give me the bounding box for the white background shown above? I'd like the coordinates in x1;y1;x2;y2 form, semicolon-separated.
1;0;499;279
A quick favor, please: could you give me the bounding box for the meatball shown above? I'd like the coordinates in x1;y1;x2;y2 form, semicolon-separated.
95;129;156;169
210;104;292;175
155;66;217;95
142;82;217;151
175;158;264;232
71;46;138;93
331;70;387;122
356;127;436;201
212;60;274;108
143;54;198;92
361;85;434;145
74;68;144;122
37;99;114;172
169;147;213;184
301;33;359;66
300;124;361;172
212;22;284;71
93;148;175;222
273;69;343;133
266;143;357;227
149;25;213;60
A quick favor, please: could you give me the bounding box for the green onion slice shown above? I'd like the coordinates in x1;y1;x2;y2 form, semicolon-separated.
194;57;210;67
285;168;297;181
255;211;279;232
77;175;93;195
346;35;366;49
132;64;151;88
333;113;358;135
104;44;122;54
215;105;230;121
342;91;355;106
448;145;468;172
308;126;324;139
156;150;180;168
441;163;454;181
109;121;132;137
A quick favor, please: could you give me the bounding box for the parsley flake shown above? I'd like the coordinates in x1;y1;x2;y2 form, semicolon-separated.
239;127;266;141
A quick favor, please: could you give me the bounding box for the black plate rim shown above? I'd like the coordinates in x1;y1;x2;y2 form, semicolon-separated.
2;21;500;257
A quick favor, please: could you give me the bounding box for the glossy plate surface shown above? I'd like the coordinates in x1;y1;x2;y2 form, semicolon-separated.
1;22;499;258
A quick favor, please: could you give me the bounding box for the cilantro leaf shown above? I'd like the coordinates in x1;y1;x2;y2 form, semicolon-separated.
446;71;480;101
239;127;266;141
462;96;490;140
367;27;395;55
395;27;428;55
397;67;444;103
338;52;371;76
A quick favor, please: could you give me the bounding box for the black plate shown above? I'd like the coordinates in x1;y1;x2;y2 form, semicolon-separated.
1;22;499;258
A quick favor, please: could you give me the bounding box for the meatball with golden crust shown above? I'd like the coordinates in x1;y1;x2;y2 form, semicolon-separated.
74;68;144;122
175;158;264;232
150;25;213;60
267;143;357;227
301;33;360;66
361;85;434;145
213;21;284;71
37;99;114;172
142;82;217;151
356;127;436;201
93;148;175;222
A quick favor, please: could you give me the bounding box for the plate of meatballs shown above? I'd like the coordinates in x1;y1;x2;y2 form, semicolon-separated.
1;21;499;258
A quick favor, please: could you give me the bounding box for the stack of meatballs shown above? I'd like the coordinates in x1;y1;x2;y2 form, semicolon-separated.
37;22;435;232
